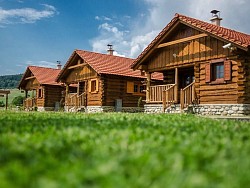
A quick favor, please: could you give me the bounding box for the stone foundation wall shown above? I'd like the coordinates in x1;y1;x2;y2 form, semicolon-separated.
144;104;250;116
37;107;54;112
193;104;250;116
144;104;164;113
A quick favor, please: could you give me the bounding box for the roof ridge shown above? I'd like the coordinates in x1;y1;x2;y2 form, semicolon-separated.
177;13;250;37
28;65;60;71
75;49;135;60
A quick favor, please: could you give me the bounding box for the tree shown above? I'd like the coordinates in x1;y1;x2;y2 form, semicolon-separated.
12;96;25;106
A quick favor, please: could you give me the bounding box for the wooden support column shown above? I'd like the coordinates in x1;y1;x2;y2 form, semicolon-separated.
77;82;80;95
25;90;28;98
66;84;69;96
5;94;8;110
146;72;151;103
175;68;178;102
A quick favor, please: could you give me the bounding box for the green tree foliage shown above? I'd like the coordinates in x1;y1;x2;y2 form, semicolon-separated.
0;100;5;107
12;96;25;106
0;74;23;89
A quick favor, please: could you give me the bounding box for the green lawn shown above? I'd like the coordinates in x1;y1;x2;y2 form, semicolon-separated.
0;112;250;188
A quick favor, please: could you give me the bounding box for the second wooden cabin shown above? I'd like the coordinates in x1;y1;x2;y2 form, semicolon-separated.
56;48;161;112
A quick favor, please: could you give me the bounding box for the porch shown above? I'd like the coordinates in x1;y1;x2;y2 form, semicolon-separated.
146;67;197;112
65;93;86;111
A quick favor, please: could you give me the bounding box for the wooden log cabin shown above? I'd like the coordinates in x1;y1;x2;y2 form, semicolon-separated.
18;66;64;111
131;12;250;116
56;49;161;112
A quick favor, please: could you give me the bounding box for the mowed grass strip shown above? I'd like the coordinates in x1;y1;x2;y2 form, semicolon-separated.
0;111;250;188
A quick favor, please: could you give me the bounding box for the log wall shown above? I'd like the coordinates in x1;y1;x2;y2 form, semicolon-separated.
101;75;146;107
197;60;238;104
44;85;64;107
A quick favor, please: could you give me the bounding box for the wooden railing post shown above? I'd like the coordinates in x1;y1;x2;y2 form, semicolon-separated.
180;89;184;110
146;72;151;103
162;90;166;112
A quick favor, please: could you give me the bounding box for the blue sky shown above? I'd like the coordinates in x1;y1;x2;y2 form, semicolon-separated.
0;0;250;75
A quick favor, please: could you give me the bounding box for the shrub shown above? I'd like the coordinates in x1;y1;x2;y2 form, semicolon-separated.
0;100;5;107
12;96;25;106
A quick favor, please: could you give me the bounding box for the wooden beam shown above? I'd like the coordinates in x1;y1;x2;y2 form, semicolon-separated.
0;90;10;94
68;63;87;70
0;95;4;97
157;33;208;48
25;76;36;80
146;72;151;103
174;68;178;102
6;94;8;110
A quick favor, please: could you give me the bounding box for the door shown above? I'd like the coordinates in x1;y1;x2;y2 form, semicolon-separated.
179;67;194;89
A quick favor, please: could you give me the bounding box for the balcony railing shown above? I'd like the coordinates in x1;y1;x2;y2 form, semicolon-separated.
24;98;36;109
180;82;196;110
65;93;86;109
149;84;175;103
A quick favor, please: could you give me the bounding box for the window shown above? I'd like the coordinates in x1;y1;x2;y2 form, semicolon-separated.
140;85;146;93
127;81;145;95
212;62;224;81
134;84;138;92
38;88;43;98
89;79;98;93
205;59;231;84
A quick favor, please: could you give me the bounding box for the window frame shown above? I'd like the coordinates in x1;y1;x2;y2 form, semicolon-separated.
205;58;231;84
37;87;43;99
127;81;145;95
89;78;99;93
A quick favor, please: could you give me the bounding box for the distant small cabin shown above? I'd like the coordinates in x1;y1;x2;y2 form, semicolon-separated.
56;50;161;112
132;13;250;116
18;66;64;111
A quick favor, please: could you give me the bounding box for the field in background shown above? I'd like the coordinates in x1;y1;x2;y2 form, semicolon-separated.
0;112;250;188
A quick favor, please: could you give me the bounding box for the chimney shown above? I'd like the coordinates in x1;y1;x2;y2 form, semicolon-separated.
56;61;62;70
107;44;114;55
210;10;222;26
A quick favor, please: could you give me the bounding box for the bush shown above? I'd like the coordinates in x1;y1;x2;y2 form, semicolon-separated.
12;96;25;106
0;101;5;107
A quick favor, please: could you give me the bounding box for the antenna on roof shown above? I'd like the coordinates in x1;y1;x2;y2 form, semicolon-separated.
210;10;222;26
107;44;114;55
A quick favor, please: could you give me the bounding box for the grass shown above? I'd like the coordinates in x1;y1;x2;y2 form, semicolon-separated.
0;111;250;188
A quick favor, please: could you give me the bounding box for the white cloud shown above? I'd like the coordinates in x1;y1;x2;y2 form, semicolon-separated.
0;4;58;25
25;60;57;68
95;15;112;21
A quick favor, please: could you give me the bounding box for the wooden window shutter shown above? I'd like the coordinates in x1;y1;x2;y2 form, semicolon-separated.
224;60;232;81
88;80;91;93
95;79;99;92
127;81;134;93
205;64;211;83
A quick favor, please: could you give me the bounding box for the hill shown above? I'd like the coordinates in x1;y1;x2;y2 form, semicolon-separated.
0;74;23;89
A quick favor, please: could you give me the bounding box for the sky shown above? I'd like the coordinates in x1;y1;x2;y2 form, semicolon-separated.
0;0;249;76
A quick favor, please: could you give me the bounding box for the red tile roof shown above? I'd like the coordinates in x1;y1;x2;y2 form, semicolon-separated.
19;66;61;88
57;50;162;80
132;13;250;69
